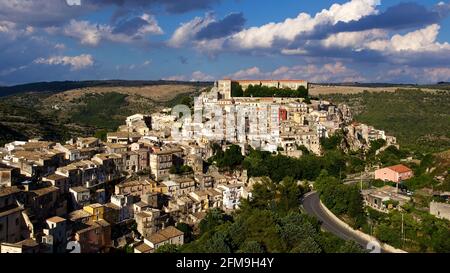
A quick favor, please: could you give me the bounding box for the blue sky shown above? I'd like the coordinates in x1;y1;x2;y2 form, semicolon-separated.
1;0;450;85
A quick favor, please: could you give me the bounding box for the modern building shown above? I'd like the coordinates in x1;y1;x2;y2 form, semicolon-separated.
375;164;414;183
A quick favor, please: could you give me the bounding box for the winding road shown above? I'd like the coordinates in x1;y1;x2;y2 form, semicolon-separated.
302;191;387;253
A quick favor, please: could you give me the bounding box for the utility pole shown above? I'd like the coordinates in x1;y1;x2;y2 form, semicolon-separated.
401;213;404;247
360;171;363;191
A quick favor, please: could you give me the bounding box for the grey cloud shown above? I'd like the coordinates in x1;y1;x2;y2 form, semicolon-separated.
304;2;446;40
112;17;150;36
0;0;86;27
0;0;222;28
89;0;221;14
196;12;246;40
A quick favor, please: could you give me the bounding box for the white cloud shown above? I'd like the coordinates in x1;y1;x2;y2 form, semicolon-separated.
168;13;215;48
0;20;16;33
321;29;387;49
168;0;450;72
225;0;380;50
54;43;66;50
64;20;103;46
366;24;450;52
0;20;35;40
228;67;262;79
136;14;164;36
34;54;94;70
64;14;163;46
191;71;214;81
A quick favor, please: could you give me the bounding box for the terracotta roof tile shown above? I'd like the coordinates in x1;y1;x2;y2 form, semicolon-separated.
388;164;412;174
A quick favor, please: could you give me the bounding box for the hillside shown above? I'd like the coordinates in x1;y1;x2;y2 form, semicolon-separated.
309;84;450;96
320;89;450;153
0;80;212;97
0;81;209;145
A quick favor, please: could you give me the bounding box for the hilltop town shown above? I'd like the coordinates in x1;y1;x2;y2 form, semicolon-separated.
0;80;448;253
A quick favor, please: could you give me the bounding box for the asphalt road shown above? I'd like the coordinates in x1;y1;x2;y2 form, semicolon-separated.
302;191;384;252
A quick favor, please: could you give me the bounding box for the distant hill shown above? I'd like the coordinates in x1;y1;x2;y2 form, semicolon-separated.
0;80;213;145
0;80;213;97
312;82;450;90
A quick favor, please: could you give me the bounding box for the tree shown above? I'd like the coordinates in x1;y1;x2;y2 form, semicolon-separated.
215;145;244;169
199;208;233;235
238;241;265;253
176;223;194;243
231;82;244;97
321;132;343;151
278;212;322;253
277;177;301;214
179;96;194;108
204;231;232;253
337;241;366;253
241;177;277;211
315;172;365;228
346;186;366;227
94;129;108;142
155;244;179;253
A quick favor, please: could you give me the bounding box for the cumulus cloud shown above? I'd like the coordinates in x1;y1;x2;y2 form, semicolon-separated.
224;0;381;50
171;0;450;71
311;2;445;39
64;14;163;46
169;0;383;54
196;13;246;40
34;54;94;70
0;20;35;40
321;29;387;49
168;13;216;48
228;67;262;79
0;0;221;29
366;24;450;53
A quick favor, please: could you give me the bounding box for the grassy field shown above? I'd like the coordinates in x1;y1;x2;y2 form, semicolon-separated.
321;89;450;153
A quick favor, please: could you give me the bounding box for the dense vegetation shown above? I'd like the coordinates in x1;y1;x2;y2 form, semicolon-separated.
322;89;450;153
0;93;73;146
367;207;450;252
70;92;130;130
314;172;366;228
202;141;450;253
231;83;309;99
170;176;365;253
